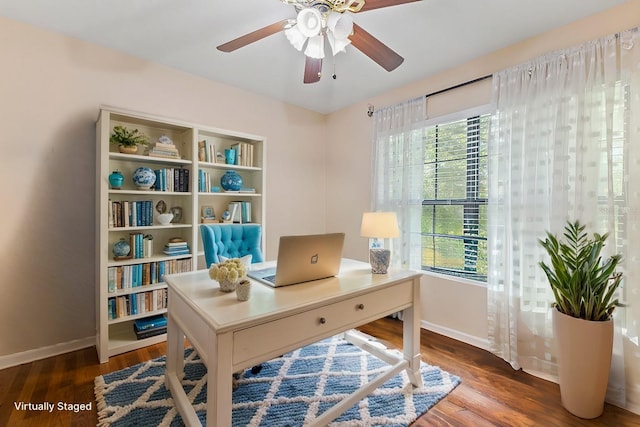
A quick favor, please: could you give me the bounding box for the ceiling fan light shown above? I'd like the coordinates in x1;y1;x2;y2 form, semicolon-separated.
327;12;353;40
296;8;323;38
304;34;325;59
327;32;351;55
285;25;307;51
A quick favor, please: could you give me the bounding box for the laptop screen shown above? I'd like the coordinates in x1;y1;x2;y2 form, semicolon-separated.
249;232;345;287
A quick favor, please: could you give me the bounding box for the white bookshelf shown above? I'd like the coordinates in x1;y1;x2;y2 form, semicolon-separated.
95;106;266;362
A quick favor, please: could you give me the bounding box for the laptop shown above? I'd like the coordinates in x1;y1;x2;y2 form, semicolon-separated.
248;233;345;287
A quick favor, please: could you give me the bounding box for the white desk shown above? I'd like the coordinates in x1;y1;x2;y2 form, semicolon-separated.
164;258;422;426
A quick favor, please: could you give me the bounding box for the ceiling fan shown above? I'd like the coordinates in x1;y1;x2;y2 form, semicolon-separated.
216;0;421;84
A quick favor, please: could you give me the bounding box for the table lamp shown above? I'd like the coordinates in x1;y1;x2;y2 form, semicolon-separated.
360;212;399;274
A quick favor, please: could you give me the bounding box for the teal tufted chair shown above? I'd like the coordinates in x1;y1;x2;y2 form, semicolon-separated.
200;223;264;267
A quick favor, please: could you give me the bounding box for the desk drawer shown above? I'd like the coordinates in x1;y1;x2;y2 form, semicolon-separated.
233;281;413;366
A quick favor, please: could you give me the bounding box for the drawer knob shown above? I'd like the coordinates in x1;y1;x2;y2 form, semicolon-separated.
357;303;365;310
319;317;327;325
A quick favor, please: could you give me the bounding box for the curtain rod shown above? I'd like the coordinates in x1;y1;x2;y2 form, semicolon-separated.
366;74;493;117
424;74;492;99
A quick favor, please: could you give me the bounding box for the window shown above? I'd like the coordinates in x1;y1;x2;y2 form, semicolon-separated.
421;113;490;281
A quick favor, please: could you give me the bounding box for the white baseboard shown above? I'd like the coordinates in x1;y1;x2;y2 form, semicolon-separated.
0;336;95;370
0;323;487;371
421;320;489;351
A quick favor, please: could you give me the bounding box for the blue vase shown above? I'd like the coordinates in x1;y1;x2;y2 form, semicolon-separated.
108;170;124;189
132;167;156;190
220;170;243;191
113;238;130;258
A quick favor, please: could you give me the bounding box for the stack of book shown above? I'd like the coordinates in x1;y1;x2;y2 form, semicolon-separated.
231;142;254;166
227;201;252;223
163;240;190;256
133;314;167;339
147;141;181;159
198;139;217;163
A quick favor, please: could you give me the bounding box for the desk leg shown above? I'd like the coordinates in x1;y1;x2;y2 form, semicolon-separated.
166;312;184;383
403;276;423;387
166;312;202;426
205;331;234;427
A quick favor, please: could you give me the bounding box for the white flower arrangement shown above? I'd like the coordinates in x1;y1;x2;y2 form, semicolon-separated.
209;258;247;284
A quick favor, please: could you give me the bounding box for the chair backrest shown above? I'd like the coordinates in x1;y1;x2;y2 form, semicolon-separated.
200;223;264;267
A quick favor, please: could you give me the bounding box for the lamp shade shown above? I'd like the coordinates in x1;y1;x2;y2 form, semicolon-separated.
285;25;307;51
327;12;353;40
327;31;351;55
360;212;400;238
304;34;325;59
296;8;323;38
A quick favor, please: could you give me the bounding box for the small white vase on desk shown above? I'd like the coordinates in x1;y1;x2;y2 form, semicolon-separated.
236;279;251;301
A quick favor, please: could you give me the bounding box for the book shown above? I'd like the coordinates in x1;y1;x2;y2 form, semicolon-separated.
134;314;167;331
163;249;190;256
134;326;167;340
228;202;241;223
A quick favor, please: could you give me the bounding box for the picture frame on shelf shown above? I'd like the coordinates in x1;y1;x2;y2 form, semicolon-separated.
201;206;216;223
170;206;183;223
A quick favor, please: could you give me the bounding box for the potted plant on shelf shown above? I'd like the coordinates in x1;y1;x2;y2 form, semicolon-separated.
110;125;149;154
539;220;623;419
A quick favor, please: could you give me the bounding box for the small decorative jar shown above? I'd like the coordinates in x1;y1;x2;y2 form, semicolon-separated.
236;279;251;301
113;238;130;258
132;167;156;190
220;170;243;191
108;170;124;189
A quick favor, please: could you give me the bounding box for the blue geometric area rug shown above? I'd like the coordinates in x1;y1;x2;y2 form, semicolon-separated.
95;335;460;426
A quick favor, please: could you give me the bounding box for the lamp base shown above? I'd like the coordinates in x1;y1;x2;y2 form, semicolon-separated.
369;248;390;274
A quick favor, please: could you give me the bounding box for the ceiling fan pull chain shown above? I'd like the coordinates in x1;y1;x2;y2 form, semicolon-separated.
332;56;337;79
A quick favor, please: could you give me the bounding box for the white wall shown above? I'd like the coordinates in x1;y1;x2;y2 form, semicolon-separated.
326;1;640;346
0;16;327;360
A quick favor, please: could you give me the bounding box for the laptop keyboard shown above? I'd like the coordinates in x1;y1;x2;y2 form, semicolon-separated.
262;275;276;283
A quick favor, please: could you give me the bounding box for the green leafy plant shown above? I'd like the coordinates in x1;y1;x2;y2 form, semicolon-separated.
538;220;622;321
109;125;149;147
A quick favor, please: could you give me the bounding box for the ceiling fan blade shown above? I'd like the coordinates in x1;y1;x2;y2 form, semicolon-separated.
303;57;323;84
217;19;291;52
358;0;421;12
349;23;404;72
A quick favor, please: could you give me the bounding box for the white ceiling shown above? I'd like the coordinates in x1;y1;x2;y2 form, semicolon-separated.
0;0;628;114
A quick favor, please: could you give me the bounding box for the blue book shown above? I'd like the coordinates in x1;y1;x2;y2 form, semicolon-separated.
158;261;165;282
134;314;167;331
131;293;138;315
150;262;157;284
163;249;190;256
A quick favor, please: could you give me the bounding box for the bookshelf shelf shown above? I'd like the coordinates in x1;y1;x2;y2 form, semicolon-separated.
109;189;193;196
96;106;266;362
109;152;192;166
108;224;193;232
108;308;168;325
108;282;167;296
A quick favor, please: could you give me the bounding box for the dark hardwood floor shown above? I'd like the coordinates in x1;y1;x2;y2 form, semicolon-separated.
1;317;639;426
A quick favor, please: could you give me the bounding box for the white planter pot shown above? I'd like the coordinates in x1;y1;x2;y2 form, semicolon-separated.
552;308;614;419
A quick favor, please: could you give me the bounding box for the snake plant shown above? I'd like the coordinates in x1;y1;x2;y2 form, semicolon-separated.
538;220;622;321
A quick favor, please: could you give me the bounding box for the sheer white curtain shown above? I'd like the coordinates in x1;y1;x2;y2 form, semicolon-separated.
488;27;640;413
371;97;425;270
